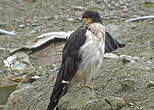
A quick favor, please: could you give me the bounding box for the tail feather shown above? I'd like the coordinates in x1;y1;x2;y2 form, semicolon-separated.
47;83;69;110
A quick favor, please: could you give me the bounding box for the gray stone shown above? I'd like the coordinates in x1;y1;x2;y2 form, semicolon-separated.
72;6;84;10
120;108;130;110
104;96;125;110
58;87;125;110
120;79;136;91
58;88;97;110
94;0;104;3
147;80;154;88
19;24;25;28
0;83;18;105
84;99;111;110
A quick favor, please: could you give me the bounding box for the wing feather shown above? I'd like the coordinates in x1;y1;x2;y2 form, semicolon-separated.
105;31;125;53
47;26;87;110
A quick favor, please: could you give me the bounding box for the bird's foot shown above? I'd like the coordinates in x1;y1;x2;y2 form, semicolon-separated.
81;83;93;89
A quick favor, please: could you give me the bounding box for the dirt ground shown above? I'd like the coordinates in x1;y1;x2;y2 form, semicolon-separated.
0;0;154;110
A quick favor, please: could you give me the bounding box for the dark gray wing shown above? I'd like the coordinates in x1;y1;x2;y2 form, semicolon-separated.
105;31;125;53
47;27;87;110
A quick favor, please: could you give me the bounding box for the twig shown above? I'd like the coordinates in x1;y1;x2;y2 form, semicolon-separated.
124;16;154;22
0;29;16;35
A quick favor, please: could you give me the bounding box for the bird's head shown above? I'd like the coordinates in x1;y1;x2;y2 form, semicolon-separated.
82;10;102;25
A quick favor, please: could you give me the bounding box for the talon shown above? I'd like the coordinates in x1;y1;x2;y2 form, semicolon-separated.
81;84;93;89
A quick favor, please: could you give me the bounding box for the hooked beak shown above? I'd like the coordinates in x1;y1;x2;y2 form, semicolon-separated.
82;19;88;25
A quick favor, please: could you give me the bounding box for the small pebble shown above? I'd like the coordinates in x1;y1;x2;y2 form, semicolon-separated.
20;7;24;10
72;6;84;10
94;0;104;3
128;102;134;106
147;81;154;88
19;24;25;28
67;18;74;22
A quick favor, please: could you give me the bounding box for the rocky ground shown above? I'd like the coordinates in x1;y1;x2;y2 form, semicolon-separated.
0;0;154;110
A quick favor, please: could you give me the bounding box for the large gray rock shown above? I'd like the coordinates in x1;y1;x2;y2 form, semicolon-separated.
84;99;111;110
104;96;125;110
58;88;97;110
120;79;136;91
58;87;125;110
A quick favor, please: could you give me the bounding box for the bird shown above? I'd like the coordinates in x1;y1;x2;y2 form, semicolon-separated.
47;10;125;110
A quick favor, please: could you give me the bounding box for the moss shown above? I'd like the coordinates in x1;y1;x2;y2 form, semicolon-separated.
142;2;154;8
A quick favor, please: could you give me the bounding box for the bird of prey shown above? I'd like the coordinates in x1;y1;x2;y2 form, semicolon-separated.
47;10;125;110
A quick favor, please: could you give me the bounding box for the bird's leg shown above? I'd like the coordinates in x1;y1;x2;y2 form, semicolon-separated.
81;79;93;89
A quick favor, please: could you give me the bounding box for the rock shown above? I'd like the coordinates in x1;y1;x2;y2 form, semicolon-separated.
130;24;137;29
32;23;38;26
150;57;154;60
20;7;24;10
4;85;31;110
0;83;18;106
0;22;8;28
58;88;97;110
58;87;125;110
145;41;151;46
147;80;154;88
44;16;52;20
120;108;130;110
3;52;32;73
148;103;154;110
27;75;40;84
67;18;74;22
94;0;104;3
120;79;136;91
84;99;111;110
128;102;135;106
104;53;119;59
120;55;136;64
104;96;125;110
109;7;115;10
23;0;36;2
72;6;84;10
19;24;25;28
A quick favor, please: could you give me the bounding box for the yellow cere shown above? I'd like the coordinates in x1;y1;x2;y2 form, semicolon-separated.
84;18;93;24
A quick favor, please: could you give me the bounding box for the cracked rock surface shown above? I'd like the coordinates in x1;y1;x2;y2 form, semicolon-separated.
58;88;125;110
